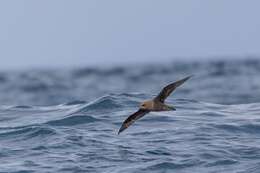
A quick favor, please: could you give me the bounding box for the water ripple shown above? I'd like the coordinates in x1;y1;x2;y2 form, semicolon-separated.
1;60;260;172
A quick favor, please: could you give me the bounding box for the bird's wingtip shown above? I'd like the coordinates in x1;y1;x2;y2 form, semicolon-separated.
190;74;195;78
186;75;193;79
182;75;193;82
118;126;125;135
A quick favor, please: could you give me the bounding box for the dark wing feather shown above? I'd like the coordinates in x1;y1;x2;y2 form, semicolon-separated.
118;109;150;134
154;76;192;103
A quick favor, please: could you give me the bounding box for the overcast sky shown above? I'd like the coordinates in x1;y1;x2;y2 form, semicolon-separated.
0;0;260;69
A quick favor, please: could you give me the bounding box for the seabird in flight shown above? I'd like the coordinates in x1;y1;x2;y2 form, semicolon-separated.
118;76;191;134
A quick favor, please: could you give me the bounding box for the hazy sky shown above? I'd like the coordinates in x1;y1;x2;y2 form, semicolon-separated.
0;0;260;69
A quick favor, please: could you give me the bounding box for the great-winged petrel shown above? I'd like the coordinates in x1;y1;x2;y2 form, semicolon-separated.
118;76;191;134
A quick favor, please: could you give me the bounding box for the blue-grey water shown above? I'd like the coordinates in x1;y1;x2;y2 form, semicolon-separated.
1;59;260;173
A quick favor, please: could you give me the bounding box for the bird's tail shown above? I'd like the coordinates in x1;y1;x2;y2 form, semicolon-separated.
164;104;176;111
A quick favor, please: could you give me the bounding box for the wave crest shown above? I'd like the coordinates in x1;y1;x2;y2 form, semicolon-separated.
46;115;99;126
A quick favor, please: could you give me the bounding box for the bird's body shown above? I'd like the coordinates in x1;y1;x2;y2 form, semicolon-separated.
118;76;192;134
140;100;174;111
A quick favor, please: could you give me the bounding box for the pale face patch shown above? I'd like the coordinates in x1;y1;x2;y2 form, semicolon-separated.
140;100;153;110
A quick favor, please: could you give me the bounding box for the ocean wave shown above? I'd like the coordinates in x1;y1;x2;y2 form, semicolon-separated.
64;100;87;106
74;94;144;114
0;93;260;172
213;123;260;134
143;160;202;171
0;126;56;139
46;115;100;126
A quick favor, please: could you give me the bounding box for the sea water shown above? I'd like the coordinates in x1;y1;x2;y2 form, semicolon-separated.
0;59;260;173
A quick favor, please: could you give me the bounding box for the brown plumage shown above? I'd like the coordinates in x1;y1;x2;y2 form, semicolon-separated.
118;76;192;134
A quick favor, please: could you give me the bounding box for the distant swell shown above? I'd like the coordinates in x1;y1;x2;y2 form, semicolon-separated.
0;126;56;139
214;123;260;134
74;94;142;114
46;115;100;126
144;161;202;170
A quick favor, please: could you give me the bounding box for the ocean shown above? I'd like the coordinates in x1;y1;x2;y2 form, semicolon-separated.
0;59;260;173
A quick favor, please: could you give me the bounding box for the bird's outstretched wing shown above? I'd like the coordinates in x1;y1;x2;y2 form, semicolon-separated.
154;76;192;103
118;109;150;134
